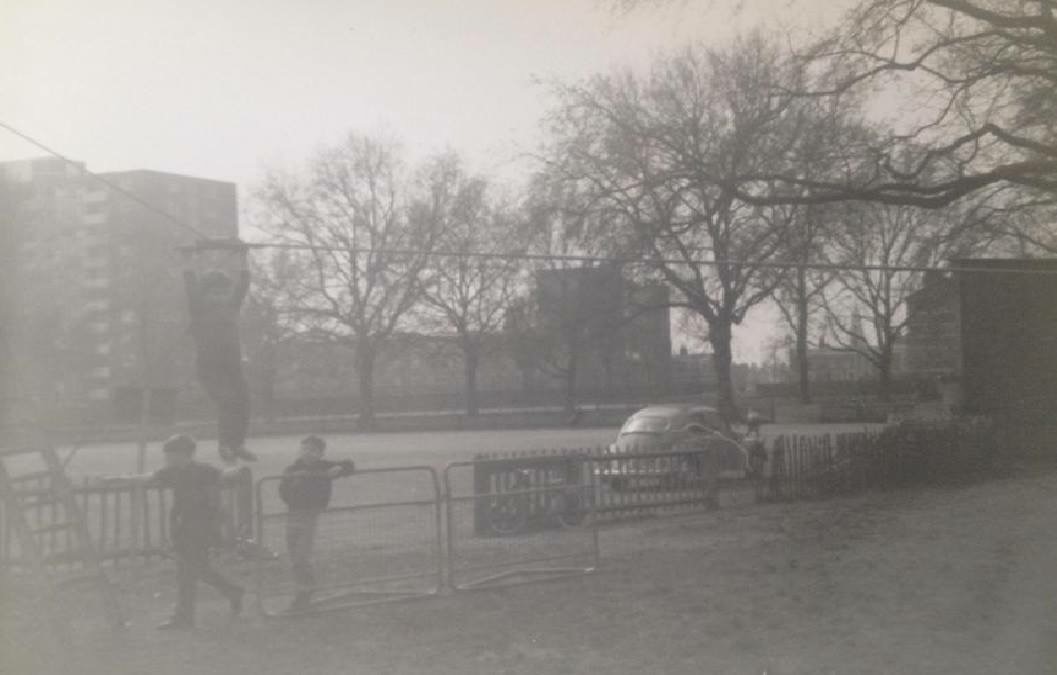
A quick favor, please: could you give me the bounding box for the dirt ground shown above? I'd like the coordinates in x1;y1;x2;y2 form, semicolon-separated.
4;467;1057;675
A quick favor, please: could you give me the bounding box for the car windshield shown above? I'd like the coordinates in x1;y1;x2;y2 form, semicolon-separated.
620;415;670;434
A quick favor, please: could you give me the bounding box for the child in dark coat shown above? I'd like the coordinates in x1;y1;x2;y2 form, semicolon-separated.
278;435;355;611
99;434;244;629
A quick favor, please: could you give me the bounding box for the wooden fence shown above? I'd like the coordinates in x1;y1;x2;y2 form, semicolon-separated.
758;420;994;501
757;432;879;501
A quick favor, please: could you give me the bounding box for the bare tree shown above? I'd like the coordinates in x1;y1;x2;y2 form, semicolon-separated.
820;201;986;399
241;249;304;422
725;1;1057;210
966;184;1057;255
255;134;437;430
769;205;837;403
542;34;820;420
417;152;525;416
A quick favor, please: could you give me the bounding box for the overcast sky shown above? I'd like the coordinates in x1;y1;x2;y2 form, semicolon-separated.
2;0;846;362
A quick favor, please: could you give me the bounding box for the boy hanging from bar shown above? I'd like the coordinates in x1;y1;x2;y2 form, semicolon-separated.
181;238;256;464
278;435;355;612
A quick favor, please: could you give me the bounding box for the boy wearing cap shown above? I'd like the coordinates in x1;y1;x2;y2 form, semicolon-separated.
278;435;355;612
99;434;244;629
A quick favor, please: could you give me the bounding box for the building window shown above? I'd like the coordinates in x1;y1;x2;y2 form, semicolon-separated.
83;299;109;315
88;387;110;401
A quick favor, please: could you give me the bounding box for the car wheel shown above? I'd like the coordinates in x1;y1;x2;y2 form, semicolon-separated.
554;490;588;528
486;494;528;536
606;476;628;493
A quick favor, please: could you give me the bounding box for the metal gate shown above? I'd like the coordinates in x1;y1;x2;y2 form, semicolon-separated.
254;466;443;615
443;458;600;591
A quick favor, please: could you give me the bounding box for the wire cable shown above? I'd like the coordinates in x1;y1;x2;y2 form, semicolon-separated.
241;240;1057;276
3;121;1055;277
0;120;210;240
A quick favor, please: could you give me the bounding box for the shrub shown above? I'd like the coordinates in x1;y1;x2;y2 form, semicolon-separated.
872;417;996;487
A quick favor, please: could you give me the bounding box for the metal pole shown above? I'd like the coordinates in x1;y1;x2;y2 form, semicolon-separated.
132;294;153;554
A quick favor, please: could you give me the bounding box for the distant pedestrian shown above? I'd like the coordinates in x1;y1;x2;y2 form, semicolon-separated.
100;434;244;629
182;239;255;464
278;435;355;612
746;410;764;436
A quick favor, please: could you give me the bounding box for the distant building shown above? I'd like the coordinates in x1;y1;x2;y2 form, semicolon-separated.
670;347;710;388
669;346;761;394
900;258;1057;450
1;157;237;423
529;265;672;392
787;338;874;383
955;258;1057;426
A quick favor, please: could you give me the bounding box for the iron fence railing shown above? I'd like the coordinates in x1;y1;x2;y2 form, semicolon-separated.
1;468;254;568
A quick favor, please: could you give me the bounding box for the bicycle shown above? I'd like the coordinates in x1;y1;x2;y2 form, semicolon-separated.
485;466;592;536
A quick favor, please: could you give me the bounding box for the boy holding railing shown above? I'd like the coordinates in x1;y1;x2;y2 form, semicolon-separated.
278;435;355;612
96;434;245;629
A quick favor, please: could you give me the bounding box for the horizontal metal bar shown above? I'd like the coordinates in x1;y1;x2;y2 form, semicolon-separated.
8;471;53;483
259;499;439;520
30;522;76;535
451;552;598;575
256;465;440;487
257;570;442;599
7;490;63;504
0;446;52;458
593;497;714;513
449;448;710;470
260;589;439;618
454;566;595;591
447;484;594;502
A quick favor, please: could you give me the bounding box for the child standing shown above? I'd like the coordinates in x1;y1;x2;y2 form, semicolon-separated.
182;239;255;463
278;435;355;612
100;434;244;629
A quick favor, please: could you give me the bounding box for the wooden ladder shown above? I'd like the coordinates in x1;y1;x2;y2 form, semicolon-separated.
0;439;125;633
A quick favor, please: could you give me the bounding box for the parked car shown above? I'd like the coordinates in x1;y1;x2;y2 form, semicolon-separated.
597;404;754;490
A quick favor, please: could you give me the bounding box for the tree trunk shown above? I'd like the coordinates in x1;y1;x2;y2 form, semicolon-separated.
463;344;480;417
796;266;811;403
878;347;893;403
355;341;376;430
709;318;739;423
261;343;277;423
564;353;578;417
